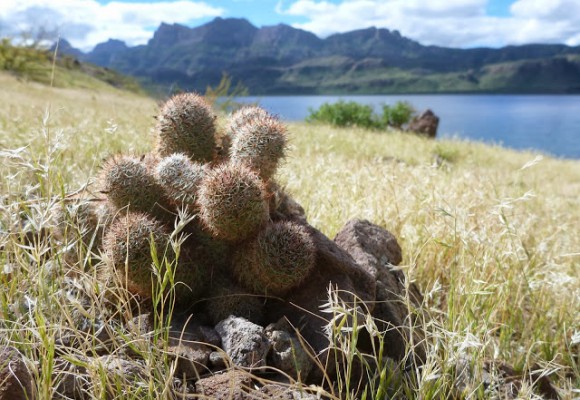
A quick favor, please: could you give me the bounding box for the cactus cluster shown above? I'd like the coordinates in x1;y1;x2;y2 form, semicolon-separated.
82;93;315;316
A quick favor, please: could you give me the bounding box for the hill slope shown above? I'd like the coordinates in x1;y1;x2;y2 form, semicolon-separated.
57;18;580;94
0;39;142;92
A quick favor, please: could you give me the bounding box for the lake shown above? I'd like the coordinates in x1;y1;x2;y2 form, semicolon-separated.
237;95;580;159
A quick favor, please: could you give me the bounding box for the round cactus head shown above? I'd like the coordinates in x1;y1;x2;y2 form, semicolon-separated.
230;113;287;180
227;106;270;135
103;212;208;301
99;155;171;219
155;93;217;163
233;221;316;296
197;162;269;242
104;212;172;298
155;153;205;211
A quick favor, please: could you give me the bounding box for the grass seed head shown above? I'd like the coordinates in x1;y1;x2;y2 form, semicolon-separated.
233;220;316;296
155;92;217;163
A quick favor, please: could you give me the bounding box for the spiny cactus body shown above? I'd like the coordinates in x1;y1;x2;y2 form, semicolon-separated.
155;93;217;163
197;163;269;242
230;114;287;180
227;106;270;136
233;221;315;296
104;212;172;298
155;153;205;211
104;212;210;301
99;155;170;219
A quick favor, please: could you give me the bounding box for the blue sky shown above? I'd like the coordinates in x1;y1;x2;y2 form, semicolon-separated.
1;0;579;51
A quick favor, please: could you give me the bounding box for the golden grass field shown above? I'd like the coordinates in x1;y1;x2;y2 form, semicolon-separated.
1;70;579;399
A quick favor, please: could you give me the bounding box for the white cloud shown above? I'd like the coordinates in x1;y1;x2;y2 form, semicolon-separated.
279;0;580;48
0;0;224;51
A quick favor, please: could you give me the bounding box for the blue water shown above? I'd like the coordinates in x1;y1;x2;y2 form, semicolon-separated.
237;95;580;159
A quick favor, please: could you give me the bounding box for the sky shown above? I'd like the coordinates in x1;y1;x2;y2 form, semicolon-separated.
0;0;579;51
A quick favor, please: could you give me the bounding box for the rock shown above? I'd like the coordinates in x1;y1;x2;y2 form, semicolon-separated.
195;370;252;400
334;219;402;275
53;358;89;400
263;223;378;382
258;384;320;399
168;342;211;379
334;219;425;363
265;321;313;380
127;313;153;336
407;109;439;138
96;355;146;383
0;346;34;400
173;377;196;396
209;351;228;369
215;316;271;369
168;314;222;348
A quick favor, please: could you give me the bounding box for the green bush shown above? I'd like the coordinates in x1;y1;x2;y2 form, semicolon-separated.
306;100;377;129
307;100;416;130
381;101;415;129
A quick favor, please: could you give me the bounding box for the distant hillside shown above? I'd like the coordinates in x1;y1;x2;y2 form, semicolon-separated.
57;18;580;94
0;39;142;92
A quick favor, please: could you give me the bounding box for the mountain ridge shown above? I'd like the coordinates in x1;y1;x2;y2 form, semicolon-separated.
58;17;580;94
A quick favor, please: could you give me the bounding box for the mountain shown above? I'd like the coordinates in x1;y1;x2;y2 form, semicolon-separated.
57;18;580;94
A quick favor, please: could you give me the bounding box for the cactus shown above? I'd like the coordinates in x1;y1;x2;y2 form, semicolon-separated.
227;106;270;135
155;153;205;211
155;93;217;163
229;112;287;180
104;212;172;298
99;155;172;219
103;212;208;301
204;273;264;325
233;221;315;296
197;162;269;242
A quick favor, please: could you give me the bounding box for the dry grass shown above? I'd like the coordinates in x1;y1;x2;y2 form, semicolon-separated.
1;71;579;398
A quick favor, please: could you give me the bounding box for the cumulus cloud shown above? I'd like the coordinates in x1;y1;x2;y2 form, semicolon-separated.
279;0;580;47
0;0;223;51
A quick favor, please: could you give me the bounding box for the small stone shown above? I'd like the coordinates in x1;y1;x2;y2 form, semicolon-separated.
0;346;34;400
97;355;146;382
258;384;319;399
265;326;312;380
215;316;270;369
53;358;89;400
168;343;211;379
209;351;228;369
195;370;252;400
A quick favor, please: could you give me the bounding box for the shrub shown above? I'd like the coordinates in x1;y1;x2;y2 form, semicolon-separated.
307;100;416;130
381;101;415;129
306;100;377;129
